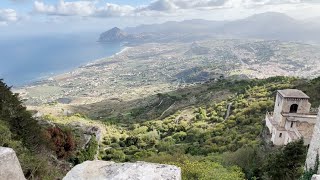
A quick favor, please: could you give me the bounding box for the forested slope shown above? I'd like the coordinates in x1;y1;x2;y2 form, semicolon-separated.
96;76;319;179
2;76;319;179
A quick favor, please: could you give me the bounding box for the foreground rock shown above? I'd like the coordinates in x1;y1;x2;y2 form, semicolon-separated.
63;160;181;180
0;147;26;180
312;175;320;180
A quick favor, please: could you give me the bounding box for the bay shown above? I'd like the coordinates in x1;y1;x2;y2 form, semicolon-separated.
0;33;121;86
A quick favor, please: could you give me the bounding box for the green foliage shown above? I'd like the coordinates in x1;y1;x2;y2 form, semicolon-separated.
98;76;320;179
296;77;320;107
0;120;12;146
174;160;245;180
221;146;265;179
263;139;307;180
70;136;98;165
0;79;65;179
116;77;282;157
0;80;44;149
142;153;245;180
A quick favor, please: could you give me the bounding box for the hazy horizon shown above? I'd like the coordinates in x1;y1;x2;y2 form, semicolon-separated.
1;0;320;36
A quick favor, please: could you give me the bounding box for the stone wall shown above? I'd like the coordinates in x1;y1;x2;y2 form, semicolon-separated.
0;147;25;180
296;121;316;144
273;93;284;125
306;111;320;172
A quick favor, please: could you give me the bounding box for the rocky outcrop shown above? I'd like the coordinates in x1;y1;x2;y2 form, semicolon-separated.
0;147;26;180
99;27;128;42
98;27;152;43
63;160;181;180
305;109;320;172
68;122;102;143
312;175;320;180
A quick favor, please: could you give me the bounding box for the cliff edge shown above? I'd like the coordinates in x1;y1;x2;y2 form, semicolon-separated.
305;109;320;172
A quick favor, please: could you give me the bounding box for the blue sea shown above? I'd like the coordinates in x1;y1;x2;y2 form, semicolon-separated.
0;33;122;86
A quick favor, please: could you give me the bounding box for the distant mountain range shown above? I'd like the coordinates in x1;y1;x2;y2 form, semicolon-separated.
99;12;320;43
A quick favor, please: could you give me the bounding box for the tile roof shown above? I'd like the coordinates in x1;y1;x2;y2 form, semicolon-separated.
278;89;310;99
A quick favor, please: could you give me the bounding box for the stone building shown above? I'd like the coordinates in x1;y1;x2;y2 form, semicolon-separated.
265;89;318;145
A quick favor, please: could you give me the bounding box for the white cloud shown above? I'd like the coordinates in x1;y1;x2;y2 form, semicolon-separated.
140;0;229;11
33;1;56;14
33;0;231;17
95;3;135;17
241;0;315;7
33;0;134;17
0;9;18;25
32;0;320;20
144;0;178;11
34;0;95;16
175;0;227;8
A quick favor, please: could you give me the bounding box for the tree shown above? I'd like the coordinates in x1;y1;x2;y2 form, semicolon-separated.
0;79;44;149
0;79;66;179
263;139;307;180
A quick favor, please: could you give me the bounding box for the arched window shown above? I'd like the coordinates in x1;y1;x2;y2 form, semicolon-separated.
290;104;298;113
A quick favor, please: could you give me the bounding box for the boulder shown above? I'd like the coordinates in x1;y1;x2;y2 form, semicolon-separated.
63;161;181;180
312;175;320;180
0;147;26;180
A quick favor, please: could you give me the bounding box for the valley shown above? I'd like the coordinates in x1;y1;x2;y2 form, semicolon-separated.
17;39;320;119
11;31;320;180
2;1;320;178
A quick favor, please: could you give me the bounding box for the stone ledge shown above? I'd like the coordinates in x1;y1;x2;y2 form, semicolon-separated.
63;160;181;180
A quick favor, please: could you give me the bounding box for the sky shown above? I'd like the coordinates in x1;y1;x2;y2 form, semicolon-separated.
1;0;320;35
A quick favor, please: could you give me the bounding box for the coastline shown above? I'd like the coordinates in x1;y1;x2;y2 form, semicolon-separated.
114;46;131;56
3;35;124;87
87;46;132;66
18;45;131;88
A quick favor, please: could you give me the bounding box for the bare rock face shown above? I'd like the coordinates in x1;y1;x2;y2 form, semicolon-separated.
312;175;320;180
305;110;320;172
63;160;181;180
99;27;128;42
0;147;26;180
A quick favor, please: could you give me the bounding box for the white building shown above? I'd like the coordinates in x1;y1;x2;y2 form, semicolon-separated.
265;89;318;145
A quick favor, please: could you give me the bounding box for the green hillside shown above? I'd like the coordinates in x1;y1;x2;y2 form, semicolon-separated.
2;76;319;179
96;76;319;179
